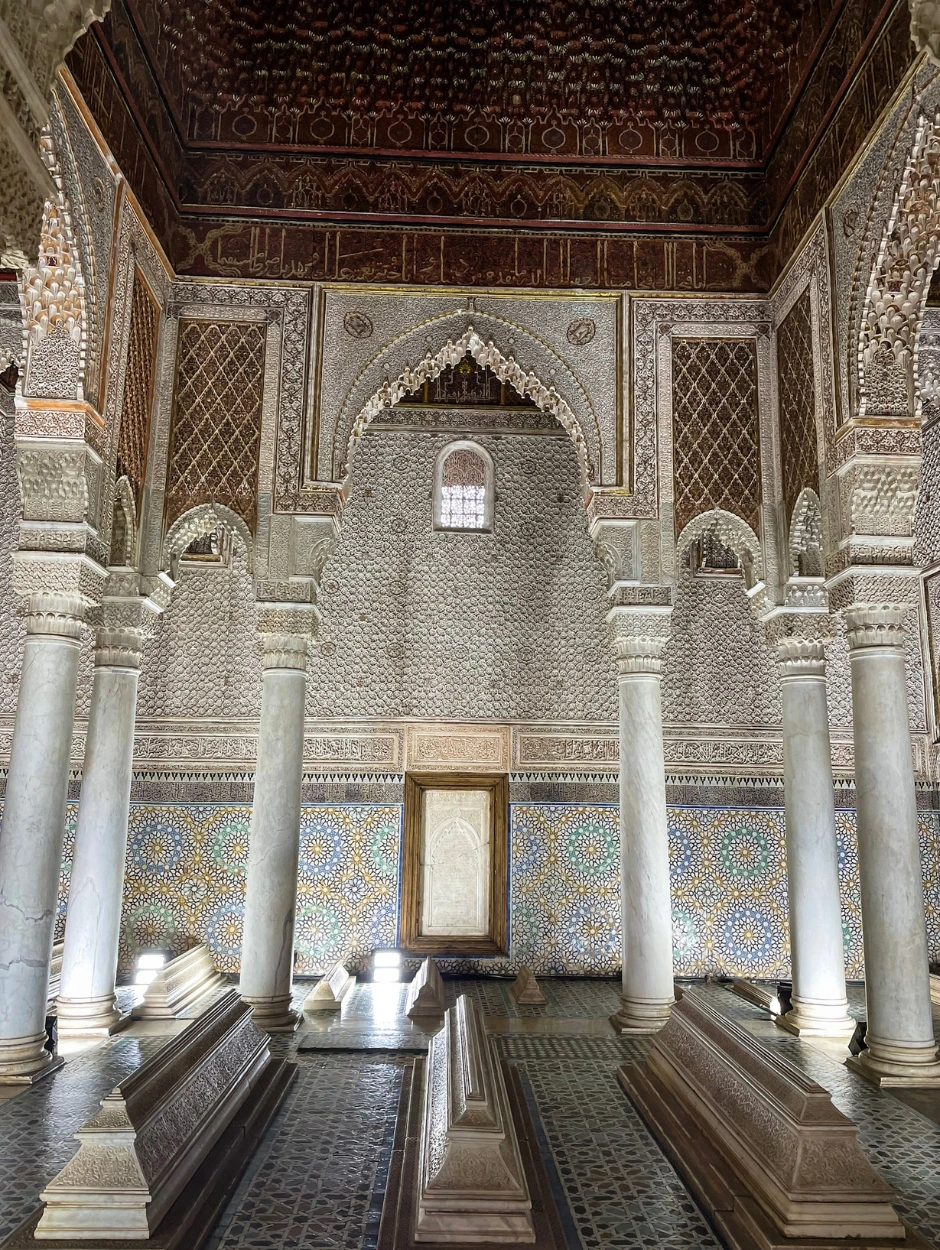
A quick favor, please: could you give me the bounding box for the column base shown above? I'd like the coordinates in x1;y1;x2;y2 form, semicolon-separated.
610;995;674;1035
55;994;133;1038
778;996;856;1039
240;993;299;1033
0;1032;64;1085
846;1039;940;1087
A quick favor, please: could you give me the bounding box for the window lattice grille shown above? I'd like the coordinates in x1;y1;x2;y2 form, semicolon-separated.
116;270;159;508
440;447;488;529
166;319;266;530
672;338;761;538
777;290;818;522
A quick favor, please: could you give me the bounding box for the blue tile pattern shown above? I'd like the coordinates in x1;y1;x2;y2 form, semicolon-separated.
40;800;940;980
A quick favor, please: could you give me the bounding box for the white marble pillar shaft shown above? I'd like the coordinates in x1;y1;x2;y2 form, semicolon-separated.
239;634;307;1031
611;636;675;1033
56;628;142;1035
845;605;940;1084
776;640;853;1037
0;594;84;1080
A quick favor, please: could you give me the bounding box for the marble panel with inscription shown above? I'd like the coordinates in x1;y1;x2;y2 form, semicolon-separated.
421;789;490;937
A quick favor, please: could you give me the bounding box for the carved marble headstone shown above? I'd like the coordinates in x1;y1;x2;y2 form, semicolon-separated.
303;962;355;1011
416;994;534;1243
406;957;446;1018
619;988;918;1248
133;943;226;1019
510;967;546;1006
421;788;490;938
35;991;270;1240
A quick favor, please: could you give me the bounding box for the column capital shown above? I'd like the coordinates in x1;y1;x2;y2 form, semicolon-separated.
763;610;832;678
256;602;320;671
842;604;907;652
23;591;86;640
11;551;106;636
607;598;672;677
612;635;667;676
90;572;167;668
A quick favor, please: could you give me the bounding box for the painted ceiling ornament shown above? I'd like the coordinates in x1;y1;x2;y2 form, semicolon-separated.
567;318;596;346
343;311;373;339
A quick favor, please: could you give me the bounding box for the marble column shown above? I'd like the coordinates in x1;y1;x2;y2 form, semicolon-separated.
844;605;940;1084
239;630;309;1031
56;622;146;1036
610;629;675;1033
774;634;854;1038
0;593;85;1081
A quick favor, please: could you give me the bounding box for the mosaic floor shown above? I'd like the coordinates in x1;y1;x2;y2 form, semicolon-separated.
2;978;940;1249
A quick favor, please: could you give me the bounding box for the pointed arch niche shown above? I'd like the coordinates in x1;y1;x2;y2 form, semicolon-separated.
326;313;606;493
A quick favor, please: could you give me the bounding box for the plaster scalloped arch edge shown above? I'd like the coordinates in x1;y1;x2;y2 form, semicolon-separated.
674;508;765;587
162;502;254;580
332;309;604;493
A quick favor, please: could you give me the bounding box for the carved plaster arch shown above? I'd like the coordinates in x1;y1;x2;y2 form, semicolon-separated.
675;508;764;589
856;107;940;421
788;488;824;578
162;503;254;579
333;311;603;491
109;475;137;567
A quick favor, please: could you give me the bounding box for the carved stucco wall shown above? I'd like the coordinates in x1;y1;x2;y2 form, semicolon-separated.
136;549;261;719
0;392;25;720
310;428;617;722
125;418;860;735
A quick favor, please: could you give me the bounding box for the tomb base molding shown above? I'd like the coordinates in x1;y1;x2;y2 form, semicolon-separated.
132;945;227;1020
618;988;928;1249
416;994;534;1244
32;991;294;1243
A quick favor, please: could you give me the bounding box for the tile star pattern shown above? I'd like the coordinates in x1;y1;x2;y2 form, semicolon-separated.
36;801;940;980
119;804;400;975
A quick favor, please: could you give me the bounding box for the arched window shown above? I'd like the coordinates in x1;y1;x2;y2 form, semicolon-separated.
434;441;494;532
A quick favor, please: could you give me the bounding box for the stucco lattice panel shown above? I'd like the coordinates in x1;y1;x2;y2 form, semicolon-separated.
672;337;761;537
915;413;940;566
310;431;617;722
777;290;818;522
117;271;159;508
0;400;25;717
136;551;261;720
662;572;781;727
166;320;266;531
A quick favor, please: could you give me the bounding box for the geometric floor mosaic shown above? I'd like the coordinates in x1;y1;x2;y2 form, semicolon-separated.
0;1036;165;1242
5;980;940;1250
43;800;940;981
